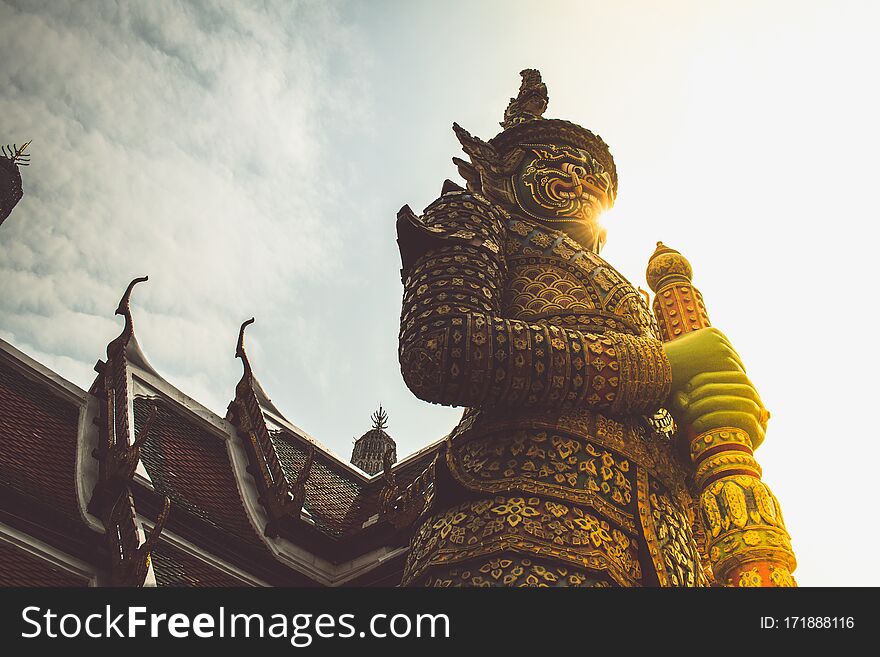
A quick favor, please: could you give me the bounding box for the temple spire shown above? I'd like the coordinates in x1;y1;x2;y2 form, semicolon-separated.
371;405;388;431
351;406;397;476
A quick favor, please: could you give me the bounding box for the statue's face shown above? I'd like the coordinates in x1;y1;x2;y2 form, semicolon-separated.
512;143;614;252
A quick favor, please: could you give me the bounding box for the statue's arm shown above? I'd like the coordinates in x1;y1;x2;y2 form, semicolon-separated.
397;187;670;414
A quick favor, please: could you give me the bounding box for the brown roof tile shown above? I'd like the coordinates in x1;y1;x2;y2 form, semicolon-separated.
150;540;249;587
271;431;439;538
0;541;90;586
272;433;365;537
0;357;81;520
134;397;265;549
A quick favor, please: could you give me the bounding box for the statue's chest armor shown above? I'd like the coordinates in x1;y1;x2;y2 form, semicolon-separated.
501;219;660;339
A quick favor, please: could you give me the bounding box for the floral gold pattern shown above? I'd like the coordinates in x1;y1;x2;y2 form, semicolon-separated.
423;554;612;587
637;468;706;587
403;495;642;587
449;428;638;534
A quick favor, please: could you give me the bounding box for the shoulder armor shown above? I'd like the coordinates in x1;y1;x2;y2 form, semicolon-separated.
396;181;508;280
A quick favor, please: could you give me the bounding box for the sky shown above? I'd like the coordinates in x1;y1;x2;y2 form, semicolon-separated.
1;0;878;586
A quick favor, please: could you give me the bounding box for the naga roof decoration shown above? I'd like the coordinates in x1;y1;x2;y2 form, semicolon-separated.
88;276;171;586
228;317;313;538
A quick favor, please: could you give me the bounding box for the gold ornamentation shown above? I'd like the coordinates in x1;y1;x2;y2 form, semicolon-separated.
400;220;671;413
403;495;642;587
501;69;548;129
645;242;694;292
701;490;722;538
506;263;596;317
646;243;712;341
424;554;612;587
694;450;761;487
737;567;763;587
690;427;752;462
721;480;749;529
446;408;690;496
396;72;716;588
753;481;779;526
502;216;661;340
686;427;795;585
648;241;797;586
697;472;795;580
637;469;706;587
769;564;796;587
514;143;613;225
449;429;638;534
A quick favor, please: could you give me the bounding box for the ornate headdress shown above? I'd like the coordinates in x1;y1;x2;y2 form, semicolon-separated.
453;69;618;205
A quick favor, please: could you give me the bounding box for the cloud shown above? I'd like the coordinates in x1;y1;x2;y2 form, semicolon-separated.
0;0;371;413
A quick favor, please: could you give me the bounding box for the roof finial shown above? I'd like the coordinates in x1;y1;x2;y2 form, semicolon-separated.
2;141;31;166
116;276;149;318
501;69;548;129
235;317;256;377
371;405;388;431
108;276;148;356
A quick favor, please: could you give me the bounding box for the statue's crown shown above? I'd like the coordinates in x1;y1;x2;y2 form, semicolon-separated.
487;69;618;195
501;69;549;128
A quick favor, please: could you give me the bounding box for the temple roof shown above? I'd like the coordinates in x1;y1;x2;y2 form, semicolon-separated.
0;340;84;524
150;539;253;587
0;138;448;586
271;428;433;538
0;277;445;586
133;396;270;550
0;540;91;586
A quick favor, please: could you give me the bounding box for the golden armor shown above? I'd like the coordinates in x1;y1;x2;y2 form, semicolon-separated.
394;70;794;587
